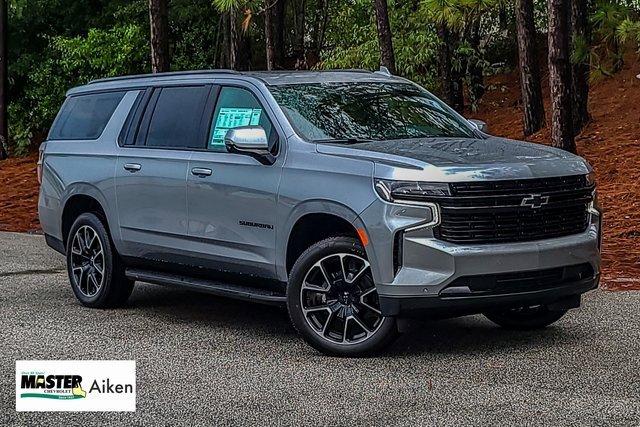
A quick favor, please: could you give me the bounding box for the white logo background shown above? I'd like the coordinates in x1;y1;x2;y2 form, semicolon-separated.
16;360;136;412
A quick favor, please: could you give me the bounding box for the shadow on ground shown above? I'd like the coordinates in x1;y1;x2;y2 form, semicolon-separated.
125;282;585;358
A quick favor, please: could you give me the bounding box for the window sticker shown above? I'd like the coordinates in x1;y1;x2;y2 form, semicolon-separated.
210;108;263;146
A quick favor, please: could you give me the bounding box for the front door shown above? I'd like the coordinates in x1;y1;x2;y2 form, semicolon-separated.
115;84;213;261
187;84;284;278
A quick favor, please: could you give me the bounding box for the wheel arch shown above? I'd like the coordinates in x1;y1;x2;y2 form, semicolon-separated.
279;200;374;280
60;184;114;248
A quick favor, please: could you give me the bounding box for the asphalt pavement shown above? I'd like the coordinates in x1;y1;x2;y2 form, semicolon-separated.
1;231;638;426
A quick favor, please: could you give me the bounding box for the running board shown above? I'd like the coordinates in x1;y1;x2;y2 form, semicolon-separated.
125;268;286;306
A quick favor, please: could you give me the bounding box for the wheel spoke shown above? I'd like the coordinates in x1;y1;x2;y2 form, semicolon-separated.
342;255;370;284
88;272;99;295
358;287;382;314
350;313;372;334
318;261;332;288
321;310;336;336
347;263;369;284
338;254;348;282
73;266;84;289
87;230;97;251
303;305;331;315
302;280;329;293
75;233;85;253
342;317;350;343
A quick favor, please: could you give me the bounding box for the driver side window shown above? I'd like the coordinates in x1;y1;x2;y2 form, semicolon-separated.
209;86;276;152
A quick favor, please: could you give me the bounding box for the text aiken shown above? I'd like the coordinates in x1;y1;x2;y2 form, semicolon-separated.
90;379;133;394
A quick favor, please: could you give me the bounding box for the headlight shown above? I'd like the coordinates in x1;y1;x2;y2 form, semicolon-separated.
374;179;451;203
585;171;596;187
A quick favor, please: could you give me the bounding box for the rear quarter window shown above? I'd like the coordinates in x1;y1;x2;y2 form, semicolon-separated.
48;91;126;140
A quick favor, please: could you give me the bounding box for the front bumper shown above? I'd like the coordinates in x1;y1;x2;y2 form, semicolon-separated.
380;275;598;318
357;198;602;318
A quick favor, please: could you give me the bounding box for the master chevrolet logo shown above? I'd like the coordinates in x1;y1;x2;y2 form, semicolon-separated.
20;374;87;400
521;194;550;209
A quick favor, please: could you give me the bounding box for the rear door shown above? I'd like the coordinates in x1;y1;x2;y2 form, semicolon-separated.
115;84;214;261
186;83;284;278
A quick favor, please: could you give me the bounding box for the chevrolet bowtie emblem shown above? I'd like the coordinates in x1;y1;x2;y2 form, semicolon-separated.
521;194;550;209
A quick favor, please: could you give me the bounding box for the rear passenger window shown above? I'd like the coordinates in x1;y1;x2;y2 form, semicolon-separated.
209;87;276;151
49;91;125;140
145;86;210;149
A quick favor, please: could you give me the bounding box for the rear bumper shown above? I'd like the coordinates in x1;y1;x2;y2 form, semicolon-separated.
380;275;599;318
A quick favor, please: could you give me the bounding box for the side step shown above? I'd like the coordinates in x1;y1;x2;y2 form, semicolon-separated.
125;268;287;306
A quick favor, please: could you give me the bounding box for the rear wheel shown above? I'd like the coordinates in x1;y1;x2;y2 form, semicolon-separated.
287;236;398;356
66;213;133;308
484;305;568;330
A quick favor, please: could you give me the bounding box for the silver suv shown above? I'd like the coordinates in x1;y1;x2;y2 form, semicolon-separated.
38;70;601;356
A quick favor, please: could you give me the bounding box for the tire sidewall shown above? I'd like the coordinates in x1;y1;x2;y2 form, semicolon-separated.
287;236;398;356
66;213;116;307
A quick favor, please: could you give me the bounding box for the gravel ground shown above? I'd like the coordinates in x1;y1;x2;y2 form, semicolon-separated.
1;231;638;426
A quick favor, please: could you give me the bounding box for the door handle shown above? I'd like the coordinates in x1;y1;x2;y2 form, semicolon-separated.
191;167;212;177
123;163;141;172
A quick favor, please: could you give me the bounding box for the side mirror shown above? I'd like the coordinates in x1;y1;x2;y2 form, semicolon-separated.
224;126;275;165
468;119;488;134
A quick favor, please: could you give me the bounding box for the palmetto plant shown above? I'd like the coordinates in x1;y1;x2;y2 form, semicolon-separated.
590;0;630;76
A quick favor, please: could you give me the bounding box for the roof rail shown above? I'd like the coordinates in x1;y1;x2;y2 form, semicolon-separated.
88;69;240;85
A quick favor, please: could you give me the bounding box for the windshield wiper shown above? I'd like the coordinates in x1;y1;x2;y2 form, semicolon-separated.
314;138;374;145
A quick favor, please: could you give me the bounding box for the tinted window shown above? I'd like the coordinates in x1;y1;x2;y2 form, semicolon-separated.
145;86;210;149
49;91;125;140
209;87;276;151
269;83;474;143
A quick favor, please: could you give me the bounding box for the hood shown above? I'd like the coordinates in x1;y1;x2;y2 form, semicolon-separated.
316;136;591;181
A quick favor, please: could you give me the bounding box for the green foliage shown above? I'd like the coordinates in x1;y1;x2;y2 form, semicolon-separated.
589;0;638;79
617;17;640;48
9;25;148;153
319;0;439;89
5;0;640;155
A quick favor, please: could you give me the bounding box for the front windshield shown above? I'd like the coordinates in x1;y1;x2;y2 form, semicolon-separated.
269;82;475;142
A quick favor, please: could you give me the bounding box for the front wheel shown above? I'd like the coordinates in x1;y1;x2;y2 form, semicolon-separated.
484;305;568;330
287;236;399;356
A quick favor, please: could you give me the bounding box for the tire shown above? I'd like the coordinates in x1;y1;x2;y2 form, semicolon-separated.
484;305;568;330
66;212;134;308
287;236;399;356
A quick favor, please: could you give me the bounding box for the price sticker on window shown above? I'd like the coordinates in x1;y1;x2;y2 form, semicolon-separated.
210;108;262;146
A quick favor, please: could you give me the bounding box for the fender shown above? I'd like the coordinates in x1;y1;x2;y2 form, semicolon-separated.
275;198;376;282
60;182;122;251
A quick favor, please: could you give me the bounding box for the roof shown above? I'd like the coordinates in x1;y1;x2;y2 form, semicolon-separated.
84;68;402;87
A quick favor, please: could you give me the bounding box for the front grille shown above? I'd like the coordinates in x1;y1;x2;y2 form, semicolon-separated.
441;263;595;297
433;175;593;244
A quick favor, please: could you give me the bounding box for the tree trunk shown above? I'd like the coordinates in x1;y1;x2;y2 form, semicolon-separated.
273;0;286;68
148;0;170;73
373;0;396;74
220;12;230;68
293;0;306;68
516;0;545;135
312;0;329;52
571;0;590;134
229;9;239;70
264;4;275;70
548;0;575;153
468;18;484;111
438;24;454;107
0;0;7;160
